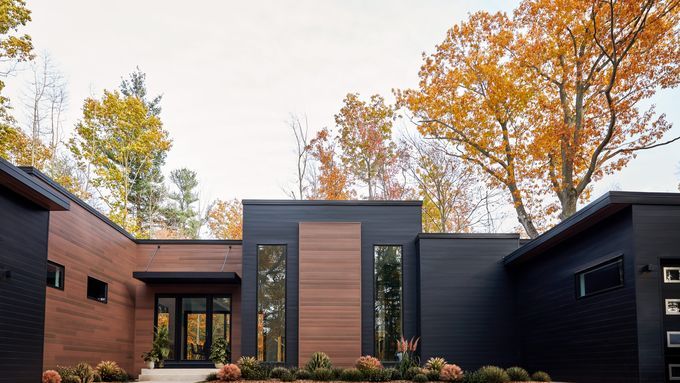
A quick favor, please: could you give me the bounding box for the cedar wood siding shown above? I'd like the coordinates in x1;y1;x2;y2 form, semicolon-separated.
632;204;680;383
509;208;639;383
417;235;520;371
241;202;421;366
0;186;50;383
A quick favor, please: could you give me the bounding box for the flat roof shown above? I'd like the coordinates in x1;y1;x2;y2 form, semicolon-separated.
132;271;241;284
243;199;422;206
504;191;680;266
0;157;69;211
418;233;520;240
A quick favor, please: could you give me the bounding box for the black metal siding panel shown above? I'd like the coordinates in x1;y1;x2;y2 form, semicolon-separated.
511;208;638;383
632;204;680;383
418;237;519;370
241;203;421;366
0;186;50;383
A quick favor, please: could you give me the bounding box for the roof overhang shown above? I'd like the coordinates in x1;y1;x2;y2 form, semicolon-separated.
132;271;241;284
0;158;69;211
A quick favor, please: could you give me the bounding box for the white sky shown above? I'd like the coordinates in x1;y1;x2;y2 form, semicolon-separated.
5;0;680;210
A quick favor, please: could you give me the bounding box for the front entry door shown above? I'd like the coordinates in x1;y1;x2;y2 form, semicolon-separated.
155;295;231;365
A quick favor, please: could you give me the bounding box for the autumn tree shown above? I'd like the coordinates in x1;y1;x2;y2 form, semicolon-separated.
287;114;311;199
336;93;399;200
207;199;243;239
69;90;172;235
399;0;680;237
307;127;354;200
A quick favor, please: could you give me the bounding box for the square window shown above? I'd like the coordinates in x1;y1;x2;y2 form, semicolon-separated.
87;276;108;303
668;332;680;348
576;257;623;298
665;267;680;283
46;261;64;290
667;299;680;315
670;364;680;380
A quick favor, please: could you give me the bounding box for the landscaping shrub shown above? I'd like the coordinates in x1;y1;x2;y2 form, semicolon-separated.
210;337;230;366
530;371;551;382
43;370;62;383
355;355;383;372
271;367;290;379
306;352;333;371
404;366;426;380
55;367;79;383
236;356;260;370
237;356;267;380
295;369;312;380
476;366;509;383
206;372;219;382
413;373;429;383
217;364;241;381
426;369;440;381
424;357;447;372
95;361;127;382
332;367;345;380
505;367;530;382
74;362;95;383
340;368;364;381
280;370;297;382
439;364;463;382
460;371;483;383
385;368;402;381
364;368;392;382
312;368;335;381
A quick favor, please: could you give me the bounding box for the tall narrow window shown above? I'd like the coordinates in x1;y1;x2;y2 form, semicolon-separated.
46;261;64;290
374;245;402;361
257;245;286;362
156;297;176;360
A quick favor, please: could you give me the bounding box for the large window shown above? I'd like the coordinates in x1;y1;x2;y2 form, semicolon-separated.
46;261;64;290
257;245;286;362
87;276;107;303
374;245;402;361
576;257;623;298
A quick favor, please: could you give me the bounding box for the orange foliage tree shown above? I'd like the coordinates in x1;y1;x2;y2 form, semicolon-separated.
307;127;354;200
207;199;243;240
399;0;680;237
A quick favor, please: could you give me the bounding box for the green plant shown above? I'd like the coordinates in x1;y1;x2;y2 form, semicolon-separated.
476;366;509;383
206;372;219;382
306;352;333;371
295;369;312;380
413;373;429;383
355;355;383;372
332;367;345;380
210;337;230;365
55;367;79;383
439;364;463;382
217;364;241;381
280;370;297;382
236;356;260;370
426;369;440;381
271;367;290;379
460;371;483;383
312;368;335;381
241;366;268;381
386;368;401;380
43;370;62;383
397;336;421;377
95;361;126;382
73;363;95;383
530;371;551;382
404;367;426;380
340;368;364;382
424;357;447;372
364;368;392;382
152;326;171;367
505;367;530;382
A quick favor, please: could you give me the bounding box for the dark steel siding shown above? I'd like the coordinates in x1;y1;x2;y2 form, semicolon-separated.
418;237;519;370
0;186;50;383
241;204;421;365
632;204;680;383
511;208;638;383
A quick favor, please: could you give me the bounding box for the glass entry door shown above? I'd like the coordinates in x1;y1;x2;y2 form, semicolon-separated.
155;295;231;363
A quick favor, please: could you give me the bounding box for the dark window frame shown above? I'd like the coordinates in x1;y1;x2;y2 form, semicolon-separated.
86;276;108;304
46;260;65;290
373;244;404;362
255;244;288;363
575;256;624;299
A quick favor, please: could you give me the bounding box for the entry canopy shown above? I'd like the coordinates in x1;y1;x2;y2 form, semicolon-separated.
132;271;241;284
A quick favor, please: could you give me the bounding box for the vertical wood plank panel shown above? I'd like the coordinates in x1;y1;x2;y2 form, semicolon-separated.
298;222;361;367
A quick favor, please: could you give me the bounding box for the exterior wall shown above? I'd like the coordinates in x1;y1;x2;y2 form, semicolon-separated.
0;186;50;383
43;202;139;373
242;202;421;366
510;208;639;383
417;235;519;370
632;204;680;383
135;243;242;273
298;222;362;367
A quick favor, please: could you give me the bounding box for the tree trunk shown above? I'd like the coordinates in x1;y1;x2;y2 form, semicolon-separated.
508;184;539;238
559;188;578;221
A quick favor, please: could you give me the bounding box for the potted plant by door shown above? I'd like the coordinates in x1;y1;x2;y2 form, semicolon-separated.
142;326;171;369
210;337;230;368
142;351;159;369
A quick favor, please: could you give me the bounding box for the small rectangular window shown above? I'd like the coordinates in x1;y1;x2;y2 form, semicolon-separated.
666;299;680;315
576;257;623;298
668;332;680;348
46;261;64;290
87;276;108;303
670;364;680;381
665;267;680;283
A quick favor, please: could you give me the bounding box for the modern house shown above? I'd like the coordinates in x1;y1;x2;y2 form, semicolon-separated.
1;156;679;383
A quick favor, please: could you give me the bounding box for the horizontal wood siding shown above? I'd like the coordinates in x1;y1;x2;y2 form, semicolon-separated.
298;222;361;367
135;243;242;274
0;186;50;383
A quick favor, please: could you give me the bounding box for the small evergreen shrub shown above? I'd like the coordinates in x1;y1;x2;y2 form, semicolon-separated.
236;356;260;370
95;361;126;382
505;367;530;382
271;367;290;379
460;371;483;383
413;373;429;383
312;368;335;381
206;372;219;381
476;366;509;383
340;368;365;381
426;369;440;381
217;364;241;381
280;370;297;382
306;352;333;371
332;367;345;380
530;371;551;382
364;368;392;382
43;370;62;383
439;364;463;382
385;368;401;381
241;366;268;381
55;367;78;383
295;369;312;380
74;362;95;383
356;355;383;372
424;357;447;372
404;366;426;380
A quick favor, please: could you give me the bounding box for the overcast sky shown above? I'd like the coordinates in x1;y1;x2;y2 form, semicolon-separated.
6;0;679;208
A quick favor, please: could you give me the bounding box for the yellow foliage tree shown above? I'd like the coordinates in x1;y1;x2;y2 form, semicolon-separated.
307;127;354;200
207;199;243;240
